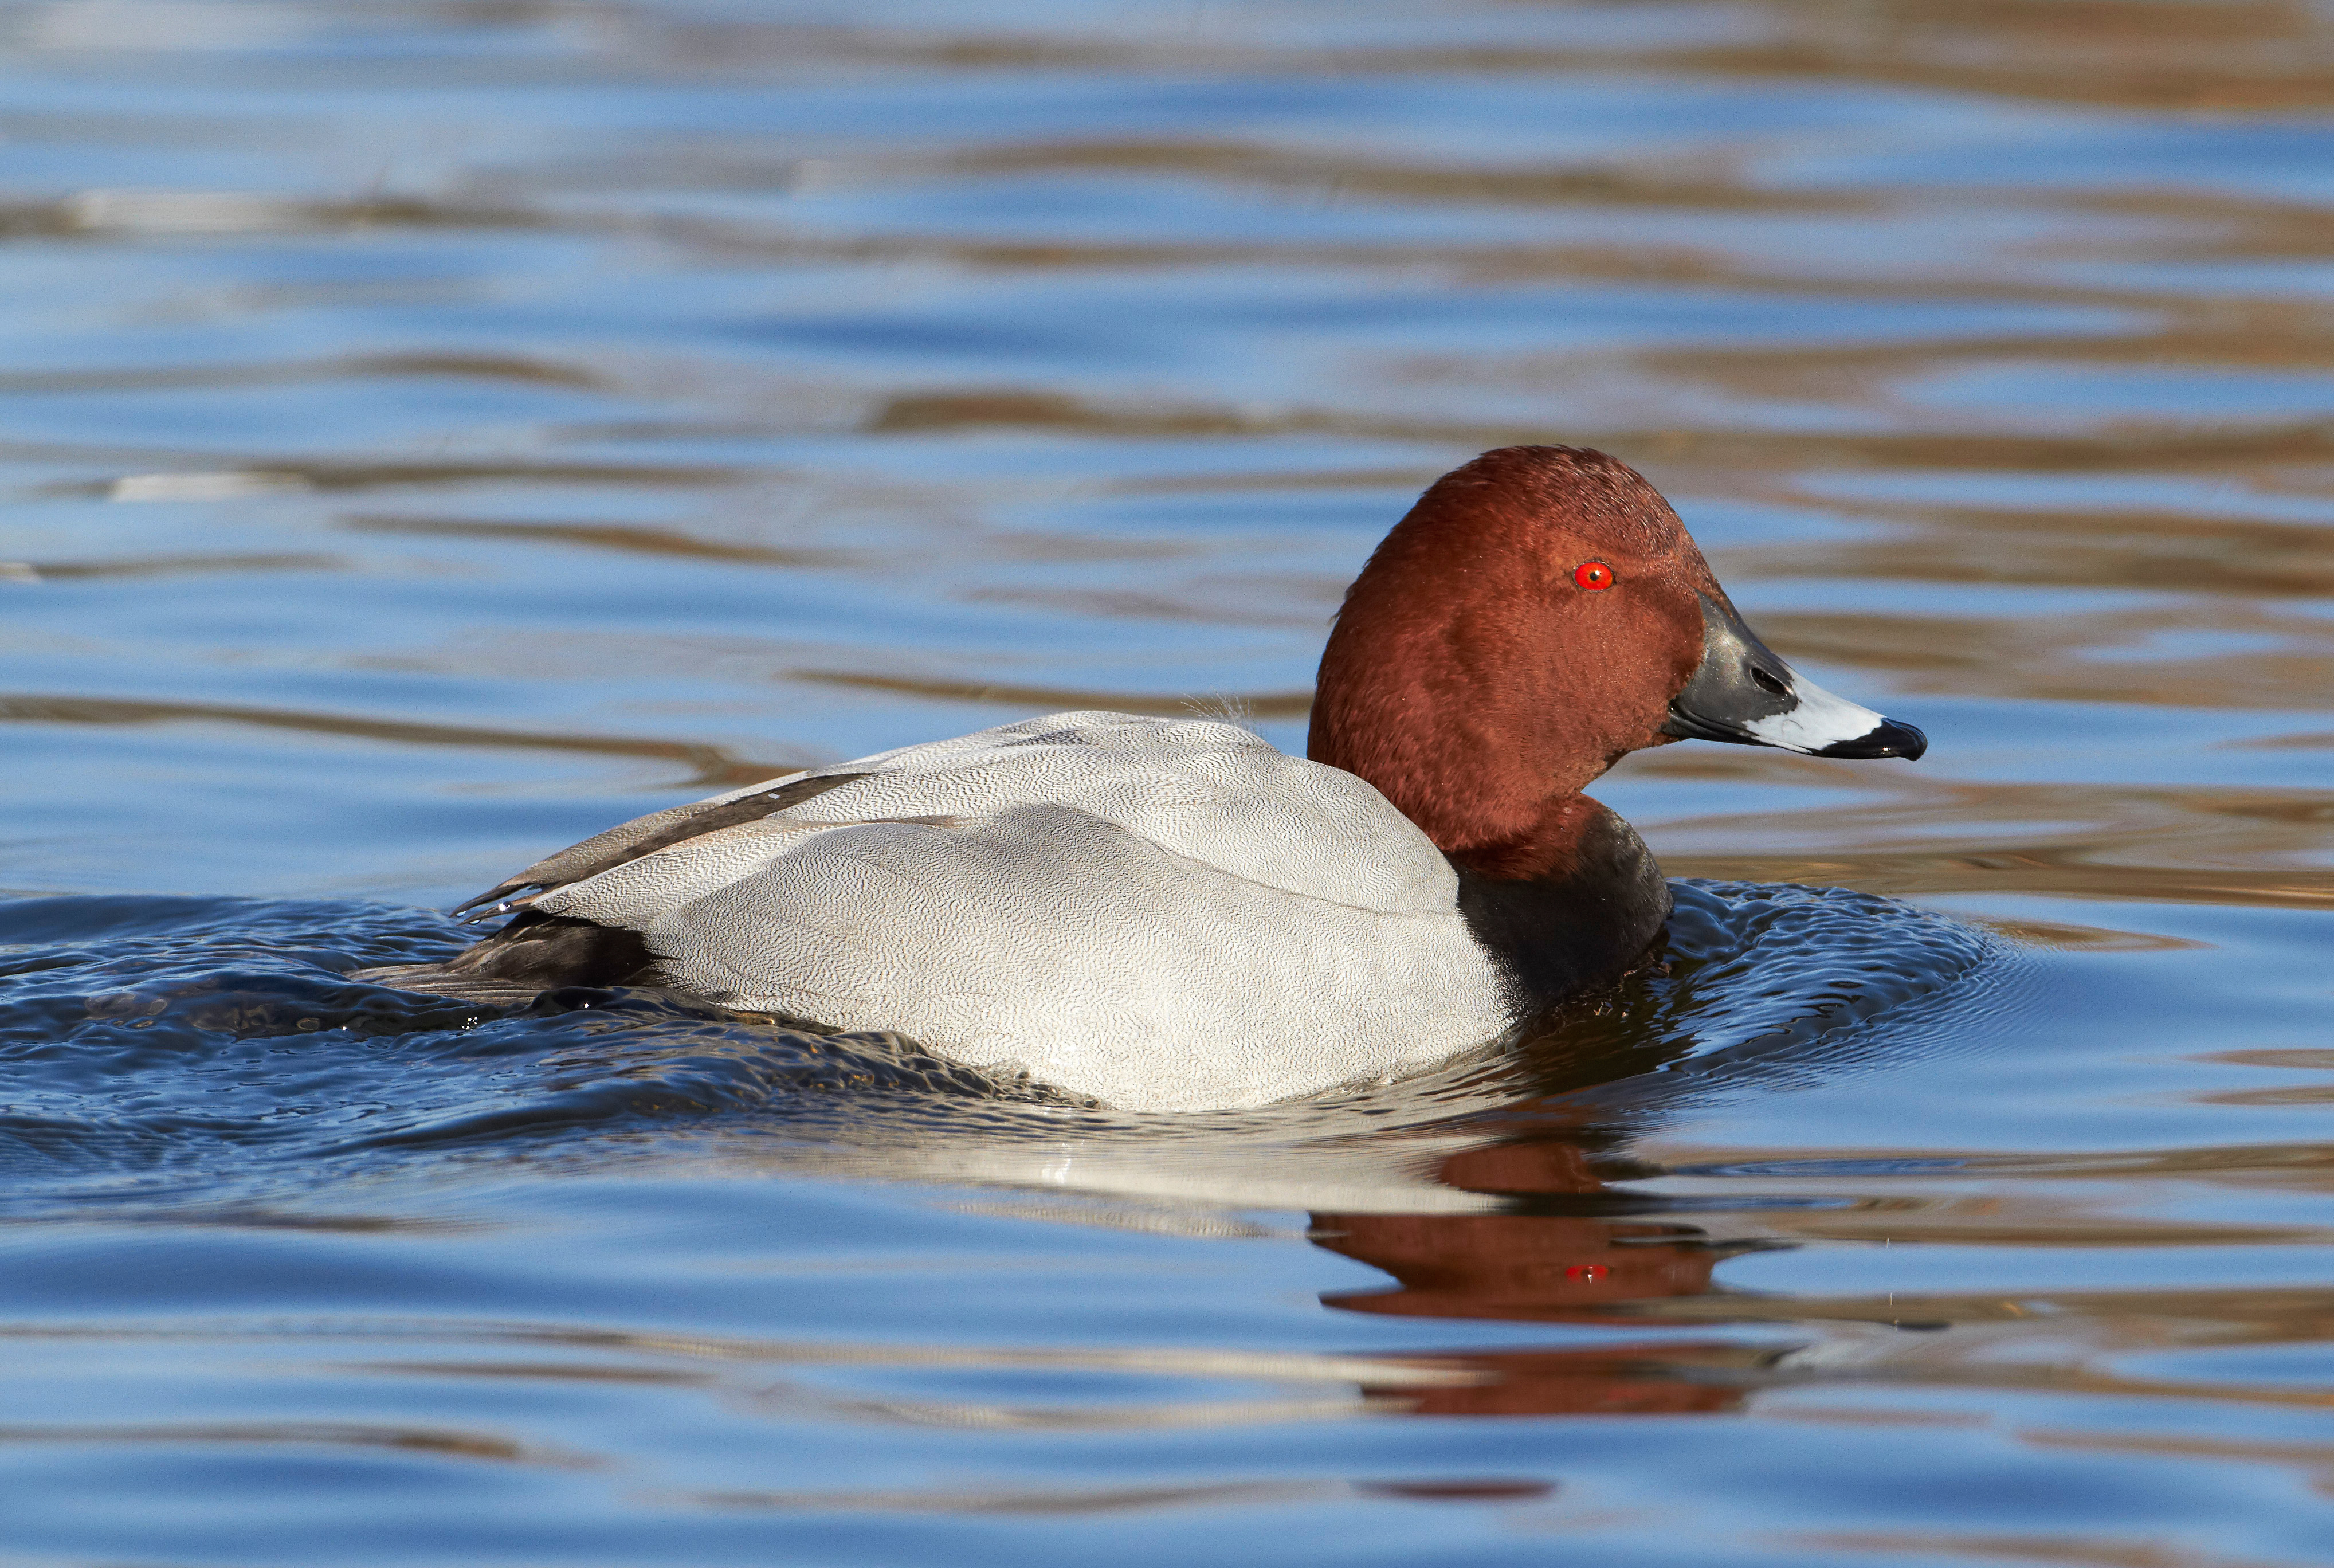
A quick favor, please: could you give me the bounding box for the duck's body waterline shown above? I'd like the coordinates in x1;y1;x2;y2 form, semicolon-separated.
363;447;1923;1111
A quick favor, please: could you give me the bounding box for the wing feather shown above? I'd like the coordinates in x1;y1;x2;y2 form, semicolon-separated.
449;770;869;919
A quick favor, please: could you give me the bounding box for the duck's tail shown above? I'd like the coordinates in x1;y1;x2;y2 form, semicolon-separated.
351;910;662;1005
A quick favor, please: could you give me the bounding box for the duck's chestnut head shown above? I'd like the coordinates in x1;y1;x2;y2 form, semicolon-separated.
1309;445;1923;875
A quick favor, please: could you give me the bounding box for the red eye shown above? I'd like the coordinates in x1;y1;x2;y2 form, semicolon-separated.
1574;560;1614;591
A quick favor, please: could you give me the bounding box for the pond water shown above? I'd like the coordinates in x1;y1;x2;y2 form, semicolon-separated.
2;2;2332;1563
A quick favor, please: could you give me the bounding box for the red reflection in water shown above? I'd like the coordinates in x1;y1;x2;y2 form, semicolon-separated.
1313;1134;1756;1417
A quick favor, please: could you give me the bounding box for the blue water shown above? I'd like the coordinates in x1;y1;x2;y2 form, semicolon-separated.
2;3;2332;1564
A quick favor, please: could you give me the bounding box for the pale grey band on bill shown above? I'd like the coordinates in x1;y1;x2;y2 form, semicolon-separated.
1662;594;1927;761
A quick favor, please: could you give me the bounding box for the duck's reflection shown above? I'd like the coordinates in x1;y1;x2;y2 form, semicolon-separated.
1310;1134;1767;1417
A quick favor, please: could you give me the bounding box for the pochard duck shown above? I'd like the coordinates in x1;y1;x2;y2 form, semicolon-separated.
363;446;1925;1112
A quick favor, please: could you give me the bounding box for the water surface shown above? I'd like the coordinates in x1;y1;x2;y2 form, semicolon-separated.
2;3;2332;1564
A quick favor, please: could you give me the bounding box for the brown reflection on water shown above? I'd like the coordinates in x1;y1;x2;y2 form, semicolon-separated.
963;579;1340;630
1305;1135;1760;1418
0;191;548;242
791;669;1315;719
0;350;600;395
0;1420;596;1468
3;437;738;494
540;2;2334;114
1757;605;2334;713
1617;744;2334;908
1319;1139;1724;1323
0;551;346;582
342;514;858;570
1563;0;2334;116
676;1479;1384;1518
1301;1128;2334;1422
1790;1528;2296;1567
1642;1284;2334;1412
1658;1138;2334;1198
861;389;2334;476
1728;497;2334;601
923;140;1864;214
0;694;807;789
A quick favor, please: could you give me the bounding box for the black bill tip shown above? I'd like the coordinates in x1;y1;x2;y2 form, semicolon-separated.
1815;718;1928;762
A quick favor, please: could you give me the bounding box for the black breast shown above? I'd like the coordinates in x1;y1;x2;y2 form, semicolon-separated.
1451;803;1672;1018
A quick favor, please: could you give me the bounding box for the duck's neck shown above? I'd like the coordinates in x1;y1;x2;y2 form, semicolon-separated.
1438;791;1609;880
1307;624;1613;880
1307;687;1673;1000
1305;658;1617;878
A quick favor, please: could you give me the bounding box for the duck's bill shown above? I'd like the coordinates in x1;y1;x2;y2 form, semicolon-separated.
1662;594;1927;761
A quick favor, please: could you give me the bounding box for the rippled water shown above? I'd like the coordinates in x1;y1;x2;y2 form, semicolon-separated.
2;2;2332;1563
